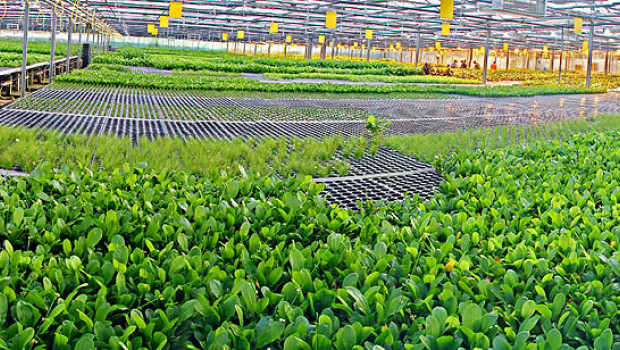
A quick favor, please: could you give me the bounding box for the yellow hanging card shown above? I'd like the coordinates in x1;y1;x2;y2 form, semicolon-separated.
503;42;509;51
237;30;244;39
435;42;441;50
574;17;582;34
170;2;182;18
442;22;450;36
148;24;155;34
270;22;279;34
318;35;326;44
286;35;292;43
440;0;454;20
326;11;337;28
160;16;169;28
222;33;228;41
365;29;373;40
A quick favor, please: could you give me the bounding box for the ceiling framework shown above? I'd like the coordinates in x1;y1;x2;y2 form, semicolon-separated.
3;1;620;50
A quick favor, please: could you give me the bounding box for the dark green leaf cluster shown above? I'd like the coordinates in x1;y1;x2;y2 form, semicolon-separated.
1;131;620;349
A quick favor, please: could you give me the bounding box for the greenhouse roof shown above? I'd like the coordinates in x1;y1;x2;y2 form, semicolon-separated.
5;0;620;50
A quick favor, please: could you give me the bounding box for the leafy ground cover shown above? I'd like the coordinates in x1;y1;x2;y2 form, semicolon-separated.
0;127;368;177
387;115;620;161
262;72;479;85
55;68;602;97
1;123;620;349
93;48;421;76
0;53;51;68
0;116;616;177
0;40;79;68
448;68;620;90
0;40;78;57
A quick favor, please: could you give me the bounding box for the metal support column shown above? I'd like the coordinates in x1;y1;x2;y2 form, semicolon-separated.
414;32;421;66
550;50;554;73
558;27;564;84
78;24;83;66
505;48;510;70
604;49;610;75
283;43;287;58
66;18;73;73
482;28;490;85
267;40;272;58
49;11;57;83
366;39;371;62
586;22;594;88
331;38;337;59
20;0;30;98
306;38;313;59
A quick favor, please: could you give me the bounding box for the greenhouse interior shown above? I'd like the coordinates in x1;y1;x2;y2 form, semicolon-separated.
2;0;620;348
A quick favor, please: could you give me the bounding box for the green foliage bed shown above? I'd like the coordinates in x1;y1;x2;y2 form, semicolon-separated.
92;48;421;76
0;40;79;68
56;68;602;97
1;127;620;349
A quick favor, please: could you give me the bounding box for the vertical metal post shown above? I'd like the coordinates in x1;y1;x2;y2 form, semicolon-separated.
558;26;564;84
604;49;609;75
331;37;337;59
483;28;490;85
306;37;313;59
366;39;371;62
66;18;73;73
78;23;83;64
267;40;272;57
551;49;555;73
49;10;57;83
20;0;30;98
414;32;421;66
505;47;510;70
283;42;287;58
586;21;594;88
468;48;473;68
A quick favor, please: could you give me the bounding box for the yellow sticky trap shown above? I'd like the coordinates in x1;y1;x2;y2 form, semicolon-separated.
222;33;228;41
329;41;333;47
503;42;509;51
372;46;376;51
286;35;292;43
148;24;155;34
318;35;326;44
170;1;182;18
574;17;583;34
442;22;450;36
361;44;366;50
543;45;548;52
237;30;245;39
160;16;169;28
365;29;373;40
435;42;441;50
353;42;358;48
583;40;588;51
270;22;279;34
389;44;394;50
440;0;454;20
152;27;158;36
396;42;401;49
326;11;337;28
